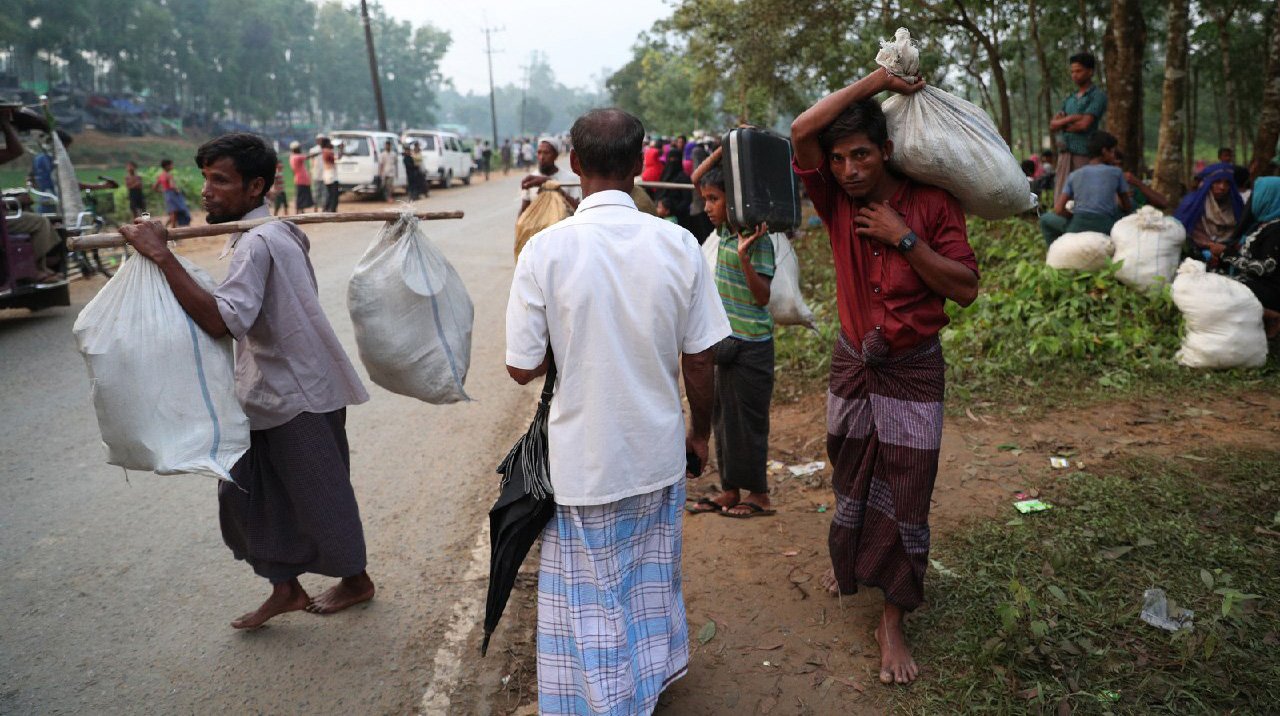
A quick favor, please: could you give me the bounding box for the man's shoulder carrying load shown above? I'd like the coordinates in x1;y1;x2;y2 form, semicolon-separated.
515;184;574;260
875;28;1037;220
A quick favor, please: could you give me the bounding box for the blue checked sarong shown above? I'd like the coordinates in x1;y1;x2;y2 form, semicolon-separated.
537;481;688;716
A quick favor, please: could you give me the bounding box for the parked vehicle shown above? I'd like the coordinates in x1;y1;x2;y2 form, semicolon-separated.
400;130;472;188
330;130;405;198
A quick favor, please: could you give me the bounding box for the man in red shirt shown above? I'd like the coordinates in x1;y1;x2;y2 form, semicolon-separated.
791;67;980;686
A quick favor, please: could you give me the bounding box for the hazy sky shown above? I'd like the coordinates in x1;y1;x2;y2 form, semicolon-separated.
378;0;672;95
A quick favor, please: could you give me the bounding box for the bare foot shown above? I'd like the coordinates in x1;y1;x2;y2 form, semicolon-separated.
231;579;309;629
820;568;840;596
306;571;376;615
875;605;919;685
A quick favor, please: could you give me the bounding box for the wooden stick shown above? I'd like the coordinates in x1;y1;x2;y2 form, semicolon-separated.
551;181;696;191
68;209;465;250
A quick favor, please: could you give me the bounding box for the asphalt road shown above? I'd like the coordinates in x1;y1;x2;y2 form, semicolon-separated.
0;175;534;714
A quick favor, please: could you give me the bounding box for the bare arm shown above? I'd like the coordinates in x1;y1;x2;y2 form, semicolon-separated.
791;68;923;171
690;145;722;186
1053;188;1071;216
507;349;550;385
118;221;230;338
855;202;978;307
681;346;715;475
736;224;772;306
1125;172;1168;210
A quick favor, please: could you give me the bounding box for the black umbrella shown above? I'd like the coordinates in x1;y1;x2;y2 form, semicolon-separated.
482;362;556;657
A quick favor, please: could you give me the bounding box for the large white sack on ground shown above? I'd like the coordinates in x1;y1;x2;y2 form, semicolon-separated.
1047;231;1114;271
72;253;249;480
702;231;817;329
876;28;1037;220
348;213;473;403
1111;206;1186;290
1171;259;1268;369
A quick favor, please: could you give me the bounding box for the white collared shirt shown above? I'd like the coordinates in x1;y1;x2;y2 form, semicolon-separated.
506;189;730;506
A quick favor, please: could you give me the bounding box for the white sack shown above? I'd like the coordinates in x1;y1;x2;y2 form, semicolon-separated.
702;231;817;329
1171;259;1267;369
348;213;473;403
876;28;1037;220
72;253;249;480
1046;231;1114;271
1111;205;1186;290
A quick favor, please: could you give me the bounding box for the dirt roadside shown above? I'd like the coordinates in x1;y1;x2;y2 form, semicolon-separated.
476;388;1280;715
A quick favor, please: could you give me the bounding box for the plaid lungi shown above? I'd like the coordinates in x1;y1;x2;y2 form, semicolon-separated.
827;331;944;611
537;481;689;715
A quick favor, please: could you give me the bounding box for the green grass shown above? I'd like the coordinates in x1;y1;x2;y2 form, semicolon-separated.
896;450;1280;714
774;212;1280;409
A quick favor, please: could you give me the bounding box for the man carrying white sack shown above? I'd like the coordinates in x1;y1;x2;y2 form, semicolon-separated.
119;133;375;629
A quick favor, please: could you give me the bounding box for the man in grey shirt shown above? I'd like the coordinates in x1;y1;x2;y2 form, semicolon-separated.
120;133;375;629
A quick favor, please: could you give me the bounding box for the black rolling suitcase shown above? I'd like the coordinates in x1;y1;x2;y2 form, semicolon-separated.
721;128;801;233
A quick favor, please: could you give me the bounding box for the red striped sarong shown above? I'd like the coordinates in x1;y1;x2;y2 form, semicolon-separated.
826;330;944;610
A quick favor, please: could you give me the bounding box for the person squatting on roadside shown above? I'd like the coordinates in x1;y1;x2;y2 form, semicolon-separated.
118;133;375;630
791;67;980;686
1040;131;1132;245
505;108;730;714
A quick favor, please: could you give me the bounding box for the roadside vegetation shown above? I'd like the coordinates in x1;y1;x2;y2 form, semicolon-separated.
774;214;1280;409
896;450;1280;713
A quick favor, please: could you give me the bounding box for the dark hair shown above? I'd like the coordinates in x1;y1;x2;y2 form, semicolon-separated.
698;166;725;191
160;158;173;169
1086;130;1118;158
1069;52;1096;70
1218;147;1233;157
1040;149;1054;159
195;132;277;200
569;108;646;180
818;99;888;154
1020;159;1037;177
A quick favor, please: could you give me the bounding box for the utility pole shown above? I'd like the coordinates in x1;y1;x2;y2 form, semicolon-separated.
360;0;388;131
481;25;503;150
519;56;532;137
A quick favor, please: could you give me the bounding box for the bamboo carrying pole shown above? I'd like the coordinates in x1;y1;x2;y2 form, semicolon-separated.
68;210;465;250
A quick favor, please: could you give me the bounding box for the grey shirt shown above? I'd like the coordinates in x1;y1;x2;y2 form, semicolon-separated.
214;203;368;430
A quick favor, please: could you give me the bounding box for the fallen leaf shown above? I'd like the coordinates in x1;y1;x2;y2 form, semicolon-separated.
697;620;716;645
1135;537;1157;547
1178;453;1210;462
1254;526;1280;538
835;677;865;693
756;643;784;651
966;407;981;423
1098;545;1134;560
781;550;799;557
1018;686;1040;700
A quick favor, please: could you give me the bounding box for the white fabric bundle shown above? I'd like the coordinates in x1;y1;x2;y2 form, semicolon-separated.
1111;206;1186;290
348;213;473;403
875;28;1036;220
1047;231;1114;271
702;231;816;329
73;253;249;480
1170;259;1267;369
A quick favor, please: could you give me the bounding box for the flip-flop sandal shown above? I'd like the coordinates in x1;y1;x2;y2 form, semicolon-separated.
685;497;730;514
720;502;777;519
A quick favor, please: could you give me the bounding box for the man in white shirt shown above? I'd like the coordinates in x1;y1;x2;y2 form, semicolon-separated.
517;136;582;217
505;108;729;715
378;139;398;203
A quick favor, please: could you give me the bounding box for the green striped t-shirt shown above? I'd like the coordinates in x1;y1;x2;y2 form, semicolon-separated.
715;229;776;341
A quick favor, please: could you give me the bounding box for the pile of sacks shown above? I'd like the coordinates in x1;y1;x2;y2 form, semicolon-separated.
1046;206;1186;289
1044;206;1268;369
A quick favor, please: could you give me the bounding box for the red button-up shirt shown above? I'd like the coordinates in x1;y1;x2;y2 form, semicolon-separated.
794;160;979;352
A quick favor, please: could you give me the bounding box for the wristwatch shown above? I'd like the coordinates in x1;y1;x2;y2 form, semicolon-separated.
897;230;919;253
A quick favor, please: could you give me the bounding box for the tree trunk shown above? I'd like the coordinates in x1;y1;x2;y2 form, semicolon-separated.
1154;0;1190;204
1104;0;1146;173
1252;5;1280;179
1028;0;1055;146
1187;63;1199;183
1216;12;1238;157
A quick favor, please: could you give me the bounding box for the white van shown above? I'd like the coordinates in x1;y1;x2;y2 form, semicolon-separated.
401;130;472;188
331;130;404;197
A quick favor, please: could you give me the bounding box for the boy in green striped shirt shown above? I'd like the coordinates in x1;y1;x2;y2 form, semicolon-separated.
686;149;778;518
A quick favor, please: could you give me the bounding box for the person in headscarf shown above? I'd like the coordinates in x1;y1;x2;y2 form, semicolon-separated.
656;147;693;231
1218;177;1280;338
1175;162;1243;264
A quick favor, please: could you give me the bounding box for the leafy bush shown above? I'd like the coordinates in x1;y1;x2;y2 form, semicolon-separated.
776;212;1277;406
